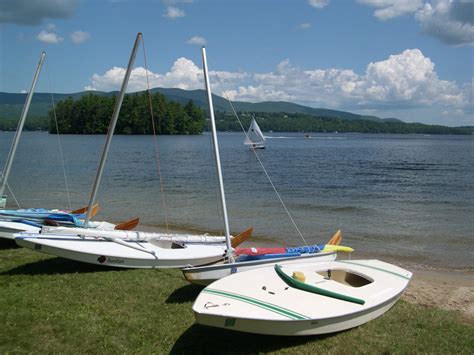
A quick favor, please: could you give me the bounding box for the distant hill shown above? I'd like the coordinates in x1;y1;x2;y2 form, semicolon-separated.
0;88;397;123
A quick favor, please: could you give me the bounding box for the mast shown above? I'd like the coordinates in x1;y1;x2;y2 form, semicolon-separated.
1;51;46;200
84;33;142;226
201;47;234;262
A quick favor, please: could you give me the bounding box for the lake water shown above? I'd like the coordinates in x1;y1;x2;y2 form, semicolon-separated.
1;131;473;269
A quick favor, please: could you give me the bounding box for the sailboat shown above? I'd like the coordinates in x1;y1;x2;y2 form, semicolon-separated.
14;34;249;268
244;117;266;149
193;259;412;335
183;230;351;285
192;49;412;335
182;48;352;285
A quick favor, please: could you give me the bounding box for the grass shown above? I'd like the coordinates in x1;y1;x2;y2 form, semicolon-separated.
0;241;473;354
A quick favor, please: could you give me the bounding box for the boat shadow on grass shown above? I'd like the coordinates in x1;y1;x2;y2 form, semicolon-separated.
0;238;20;250
166;284;205;304
170;324;335;354
1;257;121;276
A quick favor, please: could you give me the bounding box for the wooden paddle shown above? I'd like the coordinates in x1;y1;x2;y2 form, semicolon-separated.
231;227;253;247
114;217;140;231
327;229;342;245
71;203;99;218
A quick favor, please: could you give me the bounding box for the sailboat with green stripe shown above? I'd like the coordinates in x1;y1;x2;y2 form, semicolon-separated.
193;259;412;336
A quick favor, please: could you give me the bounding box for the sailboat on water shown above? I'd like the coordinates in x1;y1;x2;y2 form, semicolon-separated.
244;117;266;149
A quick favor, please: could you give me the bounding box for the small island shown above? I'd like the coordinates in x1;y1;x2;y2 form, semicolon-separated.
49;92;205;135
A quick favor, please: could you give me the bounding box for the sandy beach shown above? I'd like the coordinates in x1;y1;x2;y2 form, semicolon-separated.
403;267;473;322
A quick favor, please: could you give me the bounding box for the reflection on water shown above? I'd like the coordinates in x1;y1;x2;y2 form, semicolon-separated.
1;131;473;268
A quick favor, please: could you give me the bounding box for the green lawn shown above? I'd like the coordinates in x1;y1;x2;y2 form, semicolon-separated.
1;241;473;354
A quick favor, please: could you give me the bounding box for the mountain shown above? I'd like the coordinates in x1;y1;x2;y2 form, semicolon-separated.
0;88;397;123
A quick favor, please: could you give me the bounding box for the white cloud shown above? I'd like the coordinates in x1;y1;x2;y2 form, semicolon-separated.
84;50;471;125
20;89;27;94
415;0;474;45
297;23;312;29
37;29;63;44
358;0;473;45
186;36;206;45
308;0;329;9
163;6;185;18
0;0;78;25
85;57;247;93
70;30;91;44
358;0;423;20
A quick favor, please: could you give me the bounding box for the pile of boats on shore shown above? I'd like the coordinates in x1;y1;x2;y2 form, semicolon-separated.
0;33;412;336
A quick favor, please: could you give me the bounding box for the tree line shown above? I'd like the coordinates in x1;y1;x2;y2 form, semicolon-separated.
48;92;205;135
1;96;472;135
212;112;474;135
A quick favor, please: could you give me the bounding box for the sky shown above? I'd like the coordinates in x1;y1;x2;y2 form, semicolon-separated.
0;0;472;126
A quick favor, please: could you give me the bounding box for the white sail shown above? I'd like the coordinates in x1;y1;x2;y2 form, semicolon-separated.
244;118;265;147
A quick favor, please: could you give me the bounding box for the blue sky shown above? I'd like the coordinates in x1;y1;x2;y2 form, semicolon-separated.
0;0;472;126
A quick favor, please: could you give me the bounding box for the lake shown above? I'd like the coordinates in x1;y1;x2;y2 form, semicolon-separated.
1;131;473;269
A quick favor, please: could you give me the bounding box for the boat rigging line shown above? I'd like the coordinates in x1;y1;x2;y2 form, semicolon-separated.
141;34;170;233
47;67;72;211
212;71;310;247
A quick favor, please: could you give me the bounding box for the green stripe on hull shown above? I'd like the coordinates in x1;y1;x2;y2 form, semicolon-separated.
339;260;411;280
203;288;309;320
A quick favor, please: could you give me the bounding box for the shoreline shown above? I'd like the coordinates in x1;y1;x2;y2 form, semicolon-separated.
140;223;474;321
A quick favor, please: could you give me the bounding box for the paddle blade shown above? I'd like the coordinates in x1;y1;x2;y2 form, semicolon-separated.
231;227;253;247
89;204;99;218
322;244;354;253
327;229;342;245
71;203;99;217
70;206;87;214
114;217;140;230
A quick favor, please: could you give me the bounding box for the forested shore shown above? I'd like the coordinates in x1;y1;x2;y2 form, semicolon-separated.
0;92;472;135
48;92;205;135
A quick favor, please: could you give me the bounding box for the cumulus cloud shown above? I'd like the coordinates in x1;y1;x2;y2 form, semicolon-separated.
84;50;470;124
308;0;330;9
70;30;91;44
415;0;474;45
359;0;473;45
297;23;312;29
358;0;423;20
84;57;247;92
163;6;185;18
186;36;206;45
0;0;78;25
37;29;63;44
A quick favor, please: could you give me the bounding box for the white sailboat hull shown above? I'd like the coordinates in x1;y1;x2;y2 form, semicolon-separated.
40;226;228;244
0;220;116;240
183;251;337;285
15;235;227;268
195;293;402;336
193;259;412;336
0;221;40;239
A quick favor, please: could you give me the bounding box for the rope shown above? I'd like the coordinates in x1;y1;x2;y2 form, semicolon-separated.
213;74;310;247
141;35;169;232
6;180;21;209
47;69;72;210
